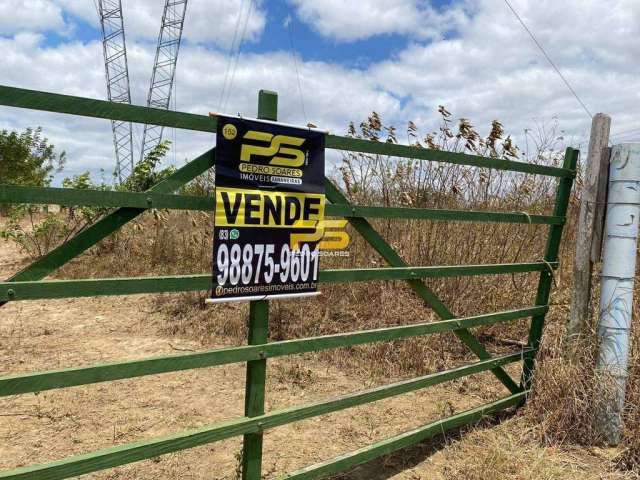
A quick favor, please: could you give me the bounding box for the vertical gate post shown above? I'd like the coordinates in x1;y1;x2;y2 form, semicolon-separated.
567;113;611;346
241;89;278;480
242;300;269;479
522;148;579;390
595;143;640;445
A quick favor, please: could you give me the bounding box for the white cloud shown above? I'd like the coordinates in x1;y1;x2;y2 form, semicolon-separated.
3;0;640;185
177;0;267;47
0;0;67;35
289;0;469;42
52;0;267;48
0;33;398;182
51;0;96;25
368;0;640;147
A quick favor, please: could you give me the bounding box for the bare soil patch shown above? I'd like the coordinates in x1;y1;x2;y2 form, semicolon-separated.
0;241;632;479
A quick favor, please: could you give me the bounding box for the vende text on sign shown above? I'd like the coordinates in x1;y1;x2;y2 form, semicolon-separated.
215;187;324;229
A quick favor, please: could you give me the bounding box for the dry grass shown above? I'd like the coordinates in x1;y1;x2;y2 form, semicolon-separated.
421;417;633;480
16;112;635;475
46;203;639;476
525;290;640;472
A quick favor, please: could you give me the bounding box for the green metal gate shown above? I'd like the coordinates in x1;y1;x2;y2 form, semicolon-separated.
0;85;577;480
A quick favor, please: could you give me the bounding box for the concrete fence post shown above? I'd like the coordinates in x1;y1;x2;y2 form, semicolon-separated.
595;143;640;444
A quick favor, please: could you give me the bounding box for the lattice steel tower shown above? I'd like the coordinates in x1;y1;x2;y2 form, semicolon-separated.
98;0;134;183
140;0;188;163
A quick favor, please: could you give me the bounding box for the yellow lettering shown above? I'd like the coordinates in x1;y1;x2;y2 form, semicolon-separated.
270;135;305;167
240;131;277;162
290;220;350;250
239;130;306;167
215;187;325;229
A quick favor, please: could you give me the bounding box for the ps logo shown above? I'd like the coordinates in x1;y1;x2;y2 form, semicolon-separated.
289;220;350;250
240;130;306;167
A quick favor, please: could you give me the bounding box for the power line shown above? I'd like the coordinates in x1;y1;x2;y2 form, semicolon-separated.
218;0;246;111
218;0;246;110
610;127;640;139
222;0;254;112
503;0;593;119
286;16;308;124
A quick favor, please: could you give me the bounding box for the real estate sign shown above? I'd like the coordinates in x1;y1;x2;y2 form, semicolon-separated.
210;115;325;303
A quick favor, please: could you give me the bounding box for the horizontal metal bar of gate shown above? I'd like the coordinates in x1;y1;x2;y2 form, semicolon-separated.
325;134;573;177
281;391;527;480
0;262;556;301
328;204;563;224
0;184;564;225
0;184;212;211
0;306;544;396
0;85;216;132
0;353;528;480
1;149;216;285
0;85;574;177
0;184;564;226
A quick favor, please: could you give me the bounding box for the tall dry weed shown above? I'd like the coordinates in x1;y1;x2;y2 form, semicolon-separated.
48;108;638;465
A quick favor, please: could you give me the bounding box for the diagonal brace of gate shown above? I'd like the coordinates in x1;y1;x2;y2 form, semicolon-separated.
0;148;215;291
1;148;522;393
0;86;579;480
324;179;521;393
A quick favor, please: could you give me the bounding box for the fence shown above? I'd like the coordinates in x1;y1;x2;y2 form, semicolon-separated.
0;85;578;480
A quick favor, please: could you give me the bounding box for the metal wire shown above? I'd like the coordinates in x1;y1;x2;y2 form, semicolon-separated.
286;16;308;124
503;0;593;119
218;0;246;111
222;0;254;112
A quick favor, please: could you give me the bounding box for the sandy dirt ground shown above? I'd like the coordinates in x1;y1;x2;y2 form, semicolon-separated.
0;240;630;480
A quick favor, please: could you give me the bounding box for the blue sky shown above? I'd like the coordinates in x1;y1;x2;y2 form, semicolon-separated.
1;0;639;182
43;1;438;68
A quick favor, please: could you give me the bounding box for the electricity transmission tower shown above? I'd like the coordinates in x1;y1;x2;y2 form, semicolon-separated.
140;0;188;163
97;0;134;183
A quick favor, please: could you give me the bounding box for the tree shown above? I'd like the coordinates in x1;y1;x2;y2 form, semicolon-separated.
1;137;176;258
0;127;65;186
119;140;175;192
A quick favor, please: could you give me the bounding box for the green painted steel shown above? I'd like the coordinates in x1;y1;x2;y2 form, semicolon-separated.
257;89;278;121
328;203;564;225
521;148;579;389
0;306;544;397
0;85;216;132
324;179;522;394
325;134;574;178
0;184;213;211
0;353;525;480
280;391;527;480
0;183;565;225
1;149;215;287
0;262;556;302
0;85;579;480
241;90;278;480
242;300;269;480
0;85;572;177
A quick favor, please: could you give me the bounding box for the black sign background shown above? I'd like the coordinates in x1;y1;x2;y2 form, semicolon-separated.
211;115;325;302
215;116;325;193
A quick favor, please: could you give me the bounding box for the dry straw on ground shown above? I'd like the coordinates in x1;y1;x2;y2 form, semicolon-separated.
9;109;637;475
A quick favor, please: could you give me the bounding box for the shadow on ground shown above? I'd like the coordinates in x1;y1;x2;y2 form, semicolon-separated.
328;409;515;480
